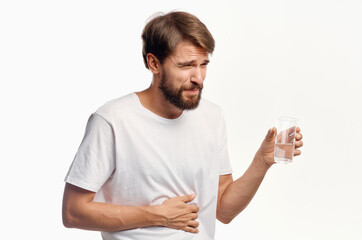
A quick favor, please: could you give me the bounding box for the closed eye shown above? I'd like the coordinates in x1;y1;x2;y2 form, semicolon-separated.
175;60;210;68
177;61;195;68
201;60;210;66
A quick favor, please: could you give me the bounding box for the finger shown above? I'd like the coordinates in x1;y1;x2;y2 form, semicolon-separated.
276;127;296;143
287;127;297;142
295;132;303;141
294;149;301;156
190;213;198;220
265;127;276;143
287;126;297;134
184;226;199;234
177;193;196;203
187;220;199;228
296;126;301;133
189;204;199;213
295;140;303;148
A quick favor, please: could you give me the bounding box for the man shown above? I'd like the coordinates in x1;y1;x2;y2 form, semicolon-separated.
62;11;303;240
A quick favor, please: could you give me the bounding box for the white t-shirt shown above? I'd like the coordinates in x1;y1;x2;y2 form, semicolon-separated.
65;93;232;240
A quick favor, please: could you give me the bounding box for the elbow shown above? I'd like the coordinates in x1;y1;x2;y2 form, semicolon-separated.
218;218;232;225
62;183;94;229
216;213;234;224
62;211;76;228
63;219;73;229
62;206;80;228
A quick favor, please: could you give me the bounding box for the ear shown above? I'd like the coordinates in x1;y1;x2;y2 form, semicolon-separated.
146;53;161;74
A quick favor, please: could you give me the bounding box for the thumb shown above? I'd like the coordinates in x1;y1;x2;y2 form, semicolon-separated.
177;193;196;203
264;127;276;143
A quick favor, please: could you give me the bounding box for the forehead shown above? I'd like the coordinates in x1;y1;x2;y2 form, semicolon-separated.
169;41;209;62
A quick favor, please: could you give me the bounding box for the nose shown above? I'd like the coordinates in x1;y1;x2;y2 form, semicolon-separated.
190;67;204;85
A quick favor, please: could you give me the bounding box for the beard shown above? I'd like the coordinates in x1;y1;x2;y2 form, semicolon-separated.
158;72;203;110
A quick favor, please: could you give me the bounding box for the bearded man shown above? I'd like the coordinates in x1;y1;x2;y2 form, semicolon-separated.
62;11;303;240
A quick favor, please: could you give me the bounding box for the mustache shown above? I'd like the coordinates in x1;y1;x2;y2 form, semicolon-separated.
183;83;203;91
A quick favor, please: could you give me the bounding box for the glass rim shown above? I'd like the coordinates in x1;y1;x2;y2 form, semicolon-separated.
276;116;298;122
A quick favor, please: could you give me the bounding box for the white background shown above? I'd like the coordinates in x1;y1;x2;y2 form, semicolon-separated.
1;0;361;239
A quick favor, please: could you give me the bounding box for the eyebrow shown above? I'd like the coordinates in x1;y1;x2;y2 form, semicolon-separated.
176;59;210;66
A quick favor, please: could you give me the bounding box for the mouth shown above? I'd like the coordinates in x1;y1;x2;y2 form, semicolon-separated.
184;88;200;95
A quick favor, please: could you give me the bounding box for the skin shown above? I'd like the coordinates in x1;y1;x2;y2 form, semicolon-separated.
216;127;303;223
137;40;209;119
62;40;304;233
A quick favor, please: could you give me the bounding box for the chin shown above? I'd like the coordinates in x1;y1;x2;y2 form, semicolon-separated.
181;98;201;110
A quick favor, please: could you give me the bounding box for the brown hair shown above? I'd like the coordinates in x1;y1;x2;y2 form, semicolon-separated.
141;11;215;69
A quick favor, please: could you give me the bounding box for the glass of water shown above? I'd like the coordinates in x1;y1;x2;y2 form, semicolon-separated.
274;117;298;164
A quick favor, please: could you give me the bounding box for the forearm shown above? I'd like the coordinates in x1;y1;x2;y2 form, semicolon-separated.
63;183;200;233
63;201;164;232
217;151;271;223
62;183;166;232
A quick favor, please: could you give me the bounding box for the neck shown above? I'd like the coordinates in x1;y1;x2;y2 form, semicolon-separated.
136;83;183;119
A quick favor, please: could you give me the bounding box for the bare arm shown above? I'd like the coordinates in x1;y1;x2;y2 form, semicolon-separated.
62;183;200;233
216;154;269;224
217;127;303;223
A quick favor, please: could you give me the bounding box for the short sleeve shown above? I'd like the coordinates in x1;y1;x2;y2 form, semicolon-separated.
218;113;233;175
64;113;116;192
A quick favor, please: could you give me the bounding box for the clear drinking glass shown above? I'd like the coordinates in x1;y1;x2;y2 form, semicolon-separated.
274;117;298;164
